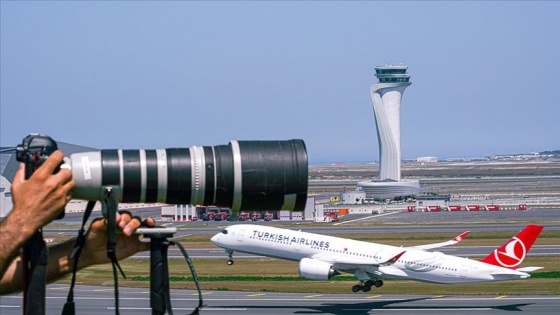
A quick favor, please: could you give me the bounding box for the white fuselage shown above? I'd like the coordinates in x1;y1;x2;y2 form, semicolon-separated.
211;224;532;284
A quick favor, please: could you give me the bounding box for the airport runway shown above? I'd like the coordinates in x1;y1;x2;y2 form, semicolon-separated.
27;209;558;314
1;284;559;315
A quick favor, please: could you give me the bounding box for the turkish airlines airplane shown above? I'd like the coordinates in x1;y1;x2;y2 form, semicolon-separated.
211;224;544;292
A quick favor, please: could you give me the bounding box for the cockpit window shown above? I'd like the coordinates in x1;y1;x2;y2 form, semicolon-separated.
221;229;228;235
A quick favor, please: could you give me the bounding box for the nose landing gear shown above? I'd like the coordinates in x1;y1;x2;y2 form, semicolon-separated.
226;250;234;265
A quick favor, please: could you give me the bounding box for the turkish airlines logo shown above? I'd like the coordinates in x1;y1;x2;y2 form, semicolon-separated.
493;237;526;268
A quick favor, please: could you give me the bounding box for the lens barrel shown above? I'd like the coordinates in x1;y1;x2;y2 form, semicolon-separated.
69;140;308;212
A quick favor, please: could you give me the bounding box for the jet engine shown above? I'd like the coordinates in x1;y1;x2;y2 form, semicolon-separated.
298;258;339;280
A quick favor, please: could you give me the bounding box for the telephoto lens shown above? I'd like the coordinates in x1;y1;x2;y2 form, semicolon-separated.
68;140;308;212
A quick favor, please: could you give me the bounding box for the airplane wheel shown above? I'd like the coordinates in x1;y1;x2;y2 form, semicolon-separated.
227;260;234;265
351;285;361;293
365;280;374;287
374;280;383;288
362;285;371;292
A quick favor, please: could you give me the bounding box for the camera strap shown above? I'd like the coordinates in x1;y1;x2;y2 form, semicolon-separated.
103;189;126;315
60;190;204;315
62;200;96;315
22;230;49;315
62;189;125;315
169;240;205;314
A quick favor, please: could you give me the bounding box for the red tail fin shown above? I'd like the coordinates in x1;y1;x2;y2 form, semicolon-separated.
481;224;544;269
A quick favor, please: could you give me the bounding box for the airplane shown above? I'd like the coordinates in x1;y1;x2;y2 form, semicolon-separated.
210;224;544;292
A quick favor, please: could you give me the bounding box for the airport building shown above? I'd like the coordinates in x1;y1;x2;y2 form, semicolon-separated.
357;64;421;200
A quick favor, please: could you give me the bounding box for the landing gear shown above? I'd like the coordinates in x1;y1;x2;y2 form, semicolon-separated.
351;279;383;292
226;250;234;265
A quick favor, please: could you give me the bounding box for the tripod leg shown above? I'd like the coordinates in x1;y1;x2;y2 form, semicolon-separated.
150;237;171;315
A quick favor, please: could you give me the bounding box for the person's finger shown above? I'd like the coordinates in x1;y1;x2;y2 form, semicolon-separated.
117;211;133;229
62;174;76;189
89;217;107;232
52;167;73;186
34;150;64;177
122;215;143;236
62;179;76;203
12;164;25;187
142;217;156;227
118;210;132;217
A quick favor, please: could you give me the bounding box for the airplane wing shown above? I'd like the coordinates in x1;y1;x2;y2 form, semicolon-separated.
311;251;406;268
405;231;470;251
517;267;543;273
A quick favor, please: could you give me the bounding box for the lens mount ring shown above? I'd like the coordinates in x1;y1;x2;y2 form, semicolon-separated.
230;140;243;211
190;146;206;205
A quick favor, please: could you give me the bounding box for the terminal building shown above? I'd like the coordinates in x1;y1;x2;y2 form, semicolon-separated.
357;64;421;200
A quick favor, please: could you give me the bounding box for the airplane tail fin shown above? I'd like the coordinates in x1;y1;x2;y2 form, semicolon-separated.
481;224;544;270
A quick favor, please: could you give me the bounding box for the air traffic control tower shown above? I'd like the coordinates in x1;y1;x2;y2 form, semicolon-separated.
357;64;420;200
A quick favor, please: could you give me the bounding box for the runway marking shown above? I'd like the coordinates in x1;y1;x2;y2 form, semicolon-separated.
333;212;397;225
94;289;114;292
7;294;556;302
371;308;492;312
246;293;266;297
366;295;382;299
108;307;248;311
192;292;212;296
48;286;70;290
432;295;445;299
495;295;508;299
201;308;248;311
22;295;558;302
304;294;323;298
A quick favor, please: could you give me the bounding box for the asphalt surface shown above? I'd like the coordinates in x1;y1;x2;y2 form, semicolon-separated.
14;208;559;314
1;285;559;315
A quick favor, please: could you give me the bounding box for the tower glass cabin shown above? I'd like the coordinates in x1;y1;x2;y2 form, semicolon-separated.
375;65;411;83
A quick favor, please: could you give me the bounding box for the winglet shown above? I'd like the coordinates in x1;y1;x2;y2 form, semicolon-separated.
481;224;544;270
382;251;405;266
453;231;470;242
406;230;470;251
517;266;543;273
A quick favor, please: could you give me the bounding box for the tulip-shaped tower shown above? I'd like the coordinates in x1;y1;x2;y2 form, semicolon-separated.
358;64;420;200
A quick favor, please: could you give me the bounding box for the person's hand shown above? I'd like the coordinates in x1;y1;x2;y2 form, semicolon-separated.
9;150;75;234
80;212;155;266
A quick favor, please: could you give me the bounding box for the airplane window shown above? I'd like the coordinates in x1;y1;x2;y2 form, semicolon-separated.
221;230;228;234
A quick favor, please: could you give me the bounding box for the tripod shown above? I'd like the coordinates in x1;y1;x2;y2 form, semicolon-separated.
141;227;177;315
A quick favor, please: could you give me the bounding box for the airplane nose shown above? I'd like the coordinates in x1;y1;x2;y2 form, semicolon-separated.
211;234;220;244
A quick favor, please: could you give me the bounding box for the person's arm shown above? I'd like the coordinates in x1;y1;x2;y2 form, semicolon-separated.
0;212;154;294
0;239;75;294
0;151;74;277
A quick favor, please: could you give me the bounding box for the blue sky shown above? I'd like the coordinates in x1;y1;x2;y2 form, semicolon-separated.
1;1;559;164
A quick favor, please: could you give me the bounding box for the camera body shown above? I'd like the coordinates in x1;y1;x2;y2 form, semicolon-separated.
16;134;59;178
16;133;65;219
